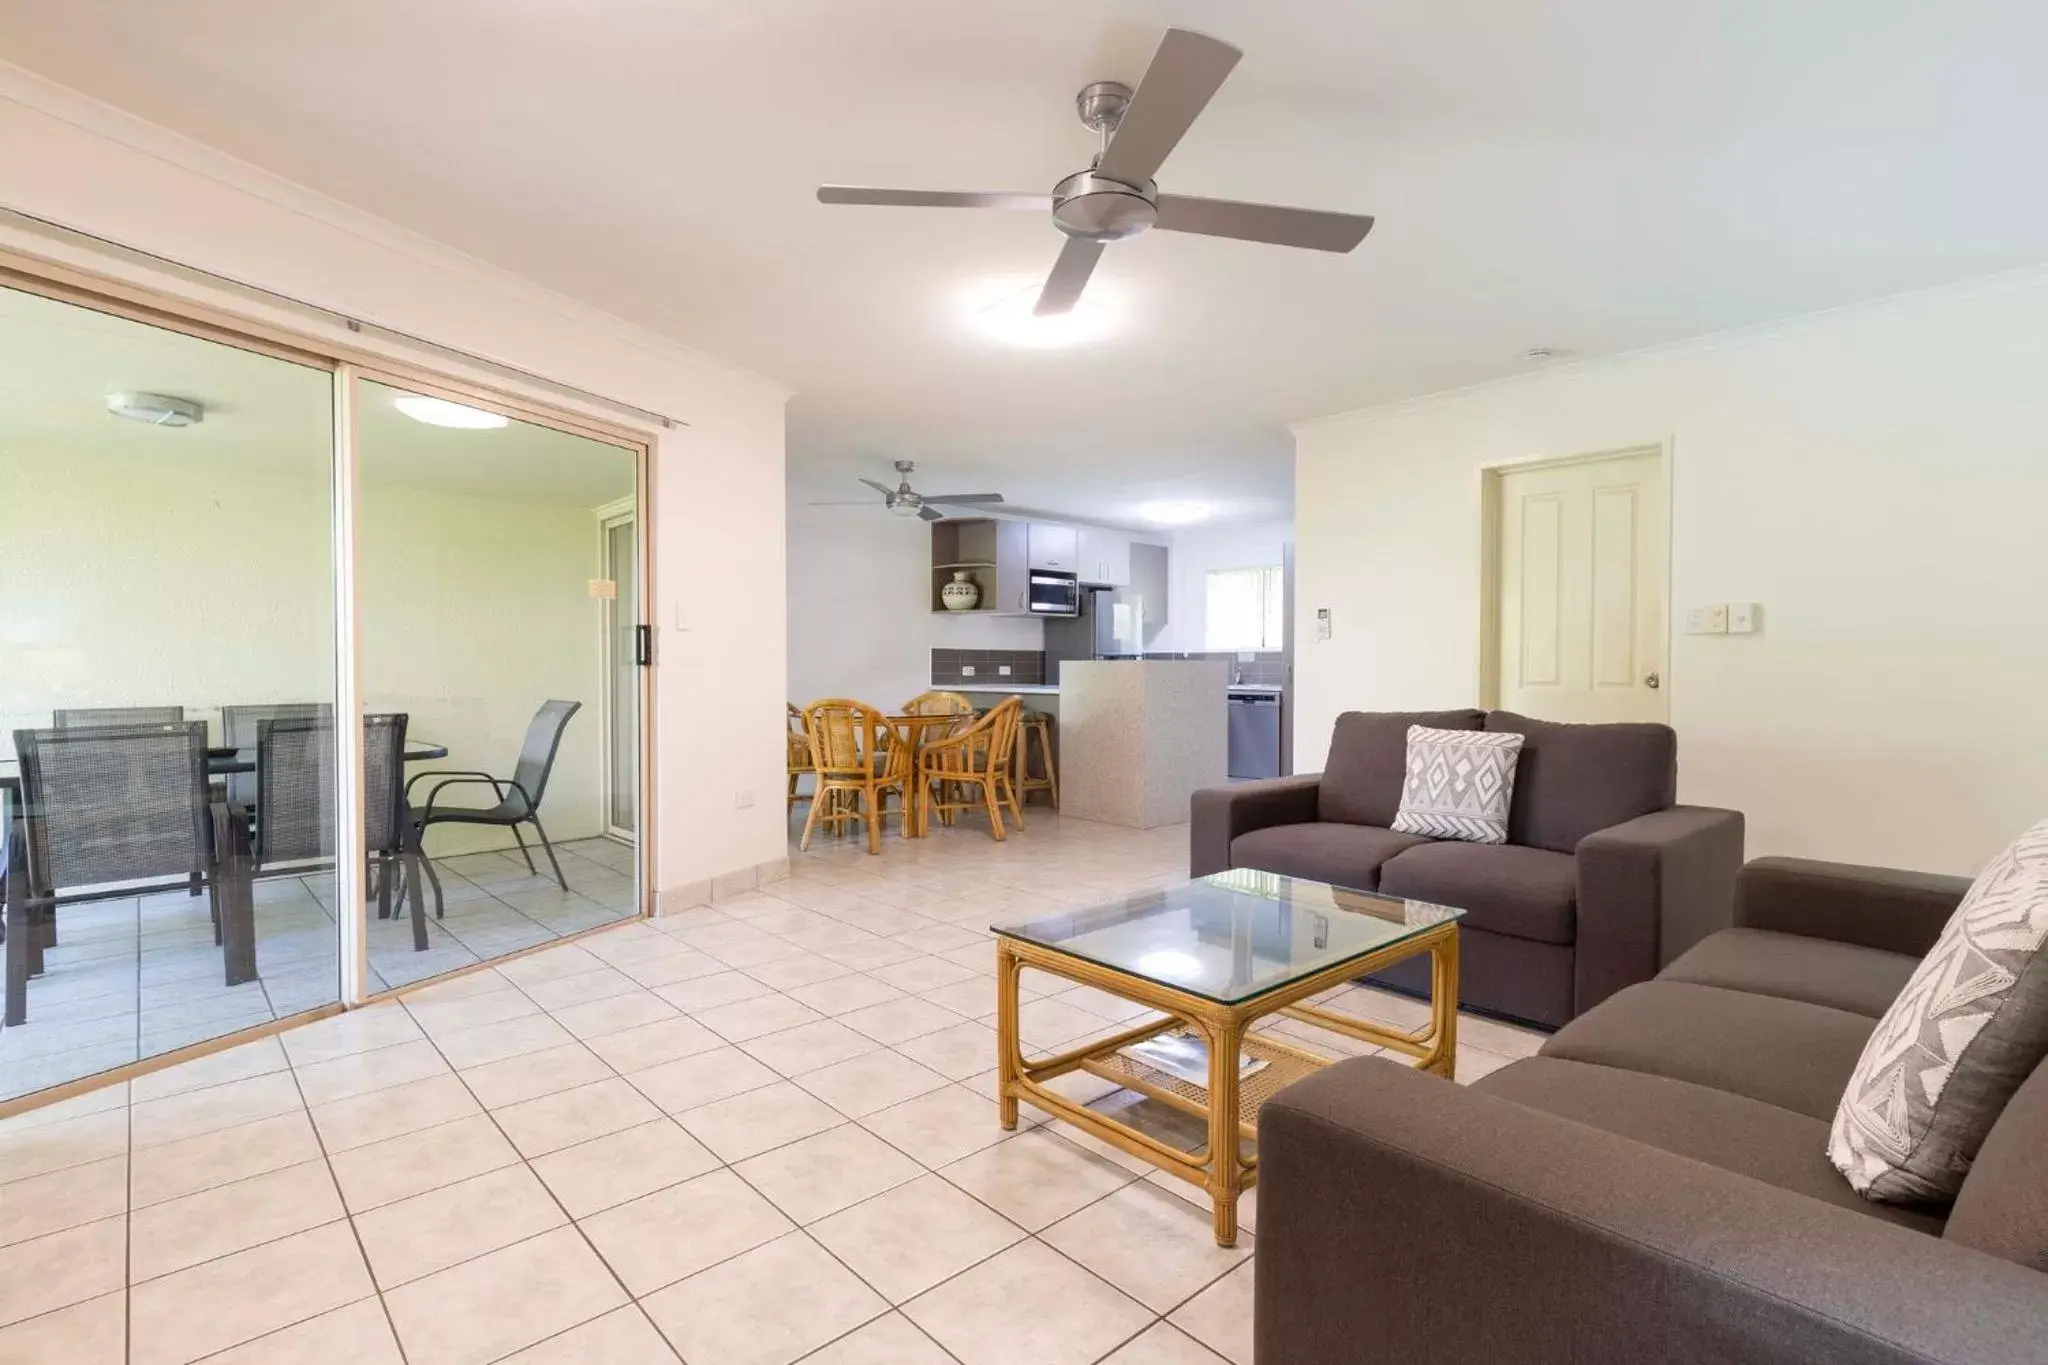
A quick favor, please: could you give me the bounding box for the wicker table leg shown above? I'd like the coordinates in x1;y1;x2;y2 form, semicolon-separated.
1204;1012;1244;1248
995;938;1021;1130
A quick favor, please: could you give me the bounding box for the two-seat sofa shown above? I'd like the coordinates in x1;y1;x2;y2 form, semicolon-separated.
1192;708;1744;1026
1254;857;2048;1363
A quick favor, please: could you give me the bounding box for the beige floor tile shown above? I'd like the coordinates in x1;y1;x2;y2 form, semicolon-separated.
626;1045;780;1114
130;1109;322;1208
583;1015;722;1073
458;1041;612;1109
131;1036;290;1101
1455;1043;1516;1084
548;990;681;1040
579;1169;793;1297
640;1231;887;1365
292;1038;451;1107
861;1084;1011;1168
938;1128;1140;1231
1040;1182;1252;1313
653;970;774;1013
918;978;1003;1018
732;950;852;989
498;1306;680;1364
868;955;977;994
1452;1010;1548;1059
0;1155;126;1248
130;1158;345;1282
493;1076;661;1158
1101;1322;1231;1365
799;1311;957;1365
203;1297;404;1365
739;1018;881;1077
328;1112;521;1212
0;1217;125;1329
497;943;607;983
1145;1170;1258;1234
818;938;928;972
518;966;640;1012
406;986;541;1038
355;1164;567;1288
839;996;966;1046
904;1239;1152;1365
311;1073;482;1153
891;1019;998;1078
0;1106;128;1184
429;1012;575;1070
130;1070;305;1150
1050;984;1159;1023
279;1005;424;1067
130;1221;373;1365
794;1048;951;1118
0;1290;124;1365
1165;1260;1254;1365
678;1080;844;1161
693;993;827;1042
734;1123;923;1224
810;1174;1025;1303
381;1226;627;1365
784;973;905;1016
620;948;730;987
1015;997;1112;1050
530;1117;719;1217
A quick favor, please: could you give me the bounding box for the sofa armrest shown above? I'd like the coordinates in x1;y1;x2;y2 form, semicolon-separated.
1257;1058;2048;1365
1189;775;1320;877
1574;805;1744;1013
1736;856;1970;958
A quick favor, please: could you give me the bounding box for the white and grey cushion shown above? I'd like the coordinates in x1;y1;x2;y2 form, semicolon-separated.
1829;818;2048;1203
1389;725;1524;846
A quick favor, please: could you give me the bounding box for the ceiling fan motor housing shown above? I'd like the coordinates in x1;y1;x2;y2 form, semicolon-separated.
1053;171;1157;241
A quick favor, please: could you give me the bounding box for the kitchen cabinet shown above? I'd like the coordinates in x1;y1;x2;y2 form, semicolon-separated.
1027;522;1078;573
1076;527;1131;587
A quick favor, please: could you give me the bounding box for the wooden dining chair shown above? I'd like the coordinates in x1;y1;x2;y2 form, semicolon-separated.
800;700;912;854
915;696;1025;841
900;690;975;717
786;703;814;808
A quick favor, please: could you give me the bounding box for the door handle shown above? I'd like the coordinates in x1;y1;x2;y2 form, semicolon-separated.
635;625;653;667
1644;671;1660;689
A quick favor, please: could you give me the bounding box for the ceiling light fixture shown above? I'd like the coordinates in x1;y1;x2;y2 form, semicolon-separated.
1136;500;1210;526
106;392;204;427
394;394;509;429
964;279;1116;349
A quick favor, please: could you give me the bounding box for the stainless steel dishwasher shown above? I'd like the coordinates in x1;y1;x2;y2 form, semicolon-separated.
1226;689;1282;779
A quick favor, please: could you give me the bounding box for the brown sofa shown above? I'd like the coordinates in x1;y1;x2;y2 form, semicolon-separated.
1255;857;2048;1364
1191;709;1744;1026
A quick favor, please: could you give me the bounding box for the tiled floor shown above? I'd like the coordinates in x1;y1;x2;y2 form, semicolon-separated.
1;838;639;1101
0;813;1541;1364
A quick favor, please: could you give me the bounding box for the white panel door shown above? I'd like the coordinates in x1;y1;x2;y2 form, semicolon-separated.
1496;451;1666;722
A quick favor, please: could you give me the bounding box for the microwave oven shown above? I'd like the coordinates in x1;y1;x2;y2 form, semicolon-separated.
1027;571;1080;616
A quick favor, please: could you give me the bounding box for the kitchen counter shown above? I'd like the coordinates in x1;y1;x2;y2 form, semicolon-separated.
1059;659;1227;829
947;683;1059;694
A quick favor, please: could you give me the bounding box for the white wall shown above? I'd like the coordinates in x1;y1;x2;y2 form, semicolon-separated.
0;63;791;898
1293;271;2048;875
785;501;1041;709
1159;521;1290;654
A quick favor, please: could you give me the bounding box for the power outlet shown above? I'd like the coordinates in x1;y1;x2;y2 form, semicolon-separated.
960;664;975;677
733;790;755;810
998;664;1012;676
1727;601;1761;634
1685;604;1729;635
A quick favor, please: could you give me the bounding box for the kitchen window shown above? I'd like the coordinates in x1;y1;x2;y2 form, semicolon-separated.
1205;565;1284;650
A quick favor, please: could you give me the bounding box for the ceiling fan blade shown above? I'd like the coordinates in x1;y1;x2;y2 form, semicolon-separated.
918;505;946;522
857;477;896;496
1034;238;1105;316
922;493;1005;505
1095;29;1242;186
807;499;884;506
1154;195;1374;253
817;187;1053;211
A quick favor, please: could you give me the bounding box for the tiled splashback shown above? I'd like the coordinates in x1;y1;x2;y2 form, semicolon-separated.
931;648;1047;686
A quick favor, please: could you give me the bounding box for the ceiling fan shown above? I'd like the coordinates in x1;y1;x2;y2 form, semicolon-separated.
813;460;1005;521
817;27;1374;317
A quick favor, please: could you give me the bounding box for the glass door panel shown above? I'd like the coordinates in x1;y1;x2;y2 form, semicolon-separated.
355;378;642;991
0;284;338;1102
603;514;639;838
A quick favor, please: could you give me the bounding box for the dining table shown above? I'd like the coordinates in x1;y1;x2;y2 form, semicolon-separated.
886;712;974;838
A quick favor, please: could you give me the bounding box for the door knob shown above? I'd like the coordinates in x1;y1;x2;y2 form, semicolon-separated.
1644;671;1661;689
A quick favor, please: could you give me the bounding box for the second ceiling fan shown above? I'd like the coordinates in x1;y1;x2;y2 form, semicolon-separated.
818;27;1374;317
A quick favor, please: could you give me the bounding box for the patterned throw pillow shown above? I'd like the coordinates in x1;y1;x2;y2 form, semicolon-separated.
1830;818;2048;1203
1389;725;1524;845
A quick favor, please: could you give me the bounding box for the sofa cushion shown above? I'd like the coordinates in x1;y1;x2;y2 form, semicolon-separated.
1484;711;1675;854
1662;928;1919;1019
1318;709;1485;828
1390;726;1524;845
1831;818;2048;1204
1377;841;1577;945
1474;1057;1944;1235
1945;1061;2048;1271
1230;822;1430;893
1541;981;1874;1121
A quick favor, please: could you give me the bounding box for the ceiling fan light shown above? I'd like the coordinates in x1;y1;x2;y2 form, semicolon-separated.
1137;500;1210;526
966;280;1114;348
889;498;923;518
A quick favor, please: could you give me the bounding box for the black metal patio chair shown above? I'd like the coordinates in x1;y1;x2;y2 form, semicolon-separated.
407;700;582;893
53;705;185;728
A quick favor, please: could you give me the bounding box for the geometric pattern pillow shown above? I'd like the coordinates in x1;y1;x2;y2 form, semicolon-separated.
1829;818;2048;1204
1389;725;1524;846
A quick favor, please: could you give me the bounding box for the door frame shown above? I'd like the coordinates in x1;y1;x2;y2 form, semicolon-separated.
594;496;640;843
1476;441;1673;720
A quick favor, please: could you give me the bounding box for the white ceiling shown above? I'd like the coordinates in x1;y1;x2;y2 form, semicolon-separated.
6;2;2048;525
0;285;635;505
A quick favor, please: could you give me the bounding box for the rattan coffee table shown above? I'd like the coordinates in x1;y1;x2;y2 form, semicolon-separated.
992;869;1463;1247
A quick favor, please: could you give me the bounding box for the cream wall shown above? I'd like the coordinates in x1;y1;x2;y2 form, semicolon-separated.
1293;271;2048;875
0;62;792;899
1158;521;1290;654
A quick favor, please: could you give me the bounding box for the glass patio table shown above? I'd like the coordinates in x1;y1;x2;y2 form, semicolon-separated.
991;869;1464;1246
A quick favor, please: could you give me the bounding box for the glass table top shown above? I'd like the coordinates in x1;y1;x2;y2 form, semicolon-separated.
992;870;1465;1006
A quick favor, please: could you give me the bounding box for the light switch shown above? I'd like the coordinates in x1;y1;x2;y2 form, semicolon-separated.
1315;608;1332;641
961;664;975;677
1727;602;1761;634
1685;604;1728;635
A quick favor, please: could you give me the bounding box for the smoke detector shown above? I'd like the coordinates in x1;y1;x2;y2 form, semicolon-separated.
106;392;205;427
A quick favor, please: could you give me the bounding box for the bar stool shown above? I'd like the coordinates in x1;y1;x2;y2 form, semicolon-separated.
1015;711;1059;809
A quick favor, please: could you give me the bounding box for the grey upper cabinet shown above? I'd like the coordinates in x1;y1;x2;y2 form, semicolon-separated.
1076;527;1131;587
1027;522;1079;573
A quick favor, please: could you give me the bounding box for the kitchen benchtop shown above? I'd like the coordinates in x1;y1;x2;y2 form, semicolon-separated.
947;682;1059;694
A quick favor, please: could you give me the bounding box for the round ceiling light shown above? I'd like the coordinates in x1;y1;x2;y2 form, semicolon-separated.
1136;500;1210;526
106;392;205;427
964;279;1116;349
394;394;510;429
